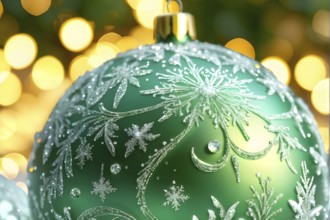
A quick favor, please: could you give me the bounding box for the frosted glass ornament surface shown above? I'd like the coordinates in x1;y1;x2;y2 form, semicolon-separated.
27;41;330;219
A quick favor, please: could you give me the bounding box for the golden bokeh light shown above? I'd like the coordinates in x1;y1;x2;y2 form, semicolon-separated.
69;55;93;81
294;55;327;91
32;56;65;90
86;42;119;68
115;36;139;52
0;49;10;72
311;78;329;115
4;153;28;172
0;1;3;18
59;17;94;52
261;56;291;85
312;10;329;38
0;71;22;106
225;38;256;59
1;157;19;179
126;0;143;10
129;26;154;45
0;109;17;140
21;0;51;16
133;0;165;29
4;33;37;69
319;127;329;154
98;32;122;44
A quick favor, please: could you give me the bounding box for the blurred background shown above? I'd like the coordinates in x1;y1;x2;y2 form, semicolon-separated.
0;0;328;192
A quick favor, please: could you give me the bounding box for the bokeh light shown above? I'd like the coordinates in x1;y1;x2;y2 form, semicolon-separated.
98;32;122;44
0;71;22;106
32;56;65;90
0;49;10;72
86;42;119;68
294;55;327;91
312;10;329;38
0;109;16;140
126;0;143;10
0;1;3;18
115;36;139;52
59;17;94;52
4;153;28;172
69;55;92;81
133;0;165;29
261;56;291;85
21;0;51;16
4;33;37;69
129;26;154;45
1;157;19;179
311;78;329;115
225;38;255;59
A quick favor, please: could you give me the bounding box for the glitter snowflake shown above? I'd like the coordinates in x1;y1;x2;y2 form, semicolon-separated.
141;59;264;139
267;125;306;174
289;161;323;220
91;164;117;202
193;196;240;220
246;174;283;220
75;137;94;169
163;184;189;211
70;103;119;157
87;59;152;108
124;122;160;158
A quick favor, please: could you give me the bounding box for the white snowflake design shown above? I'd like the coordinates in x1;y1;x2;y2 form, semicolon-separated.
246;174;283;220
124;122;160;158
289;161;323;220
163;183;189;211
91;164;117;202
192;196;240;220
267;125;306;174
141;59;264;138
87;59;153;108
75;137;94;169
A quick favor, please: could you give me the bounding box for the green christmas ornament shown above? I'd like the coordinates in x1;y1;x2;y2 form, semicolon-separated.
27;6;329;220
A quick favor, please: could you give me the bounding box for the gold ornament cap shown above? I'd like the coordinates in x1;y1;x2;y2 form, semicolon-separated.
154;12;196;43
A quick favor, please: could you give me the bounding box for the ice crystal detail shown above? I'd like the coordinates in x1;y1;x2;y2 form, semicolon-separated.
246;174;283;220
40;143;73;207
77;206;136;220
222;52;261;76
88;60;152;108
163;184;189;211
141;59;264;138
75;137;93;169
42;93;86;165
267;125;306;174
91;164;117;202
71;104;119;157
124;122;160;158
310;147;328;176
289;161;323;220
192;196;240;220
